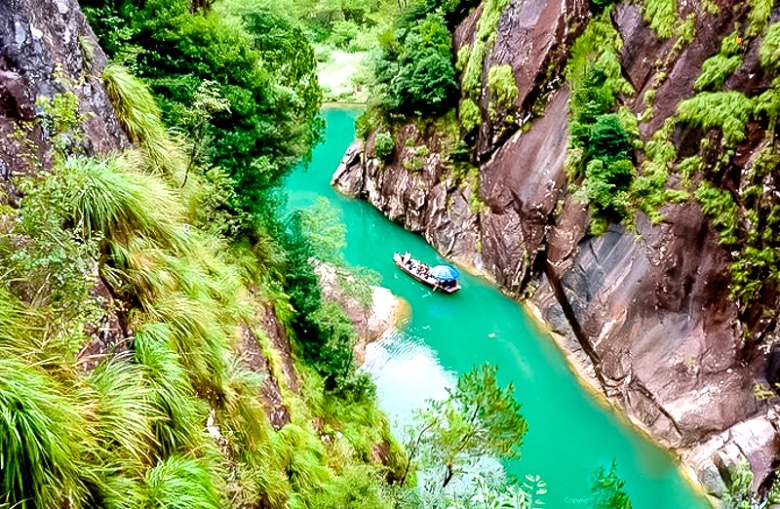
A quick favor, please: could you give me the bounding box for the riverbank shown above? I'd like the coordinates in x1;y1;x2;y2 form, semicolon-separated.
287;107;713;509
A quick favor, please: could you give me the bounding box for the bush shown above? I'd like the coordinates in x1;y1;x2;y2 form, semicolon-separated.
588;114;632;163
379;14;458;114
374;132;395;160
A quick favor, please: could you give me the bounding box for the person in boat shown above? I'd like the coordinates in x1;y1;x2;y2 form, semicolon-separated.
402;252;411;265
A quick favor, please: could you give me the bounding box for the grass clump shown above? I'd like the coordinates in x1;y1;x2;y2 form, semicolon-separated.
643;0;677;40
103;64;186;175
0;357;89;508
144;456;221;509
677;91;754;145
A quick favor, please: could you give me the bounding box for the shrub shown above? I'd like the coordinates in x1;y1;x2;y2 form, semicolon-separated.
374;132;395;160
695;181;739;245
487;64;518;109
588;114;633;163
694;54;743;91
578;158;634;213
377;13;458;114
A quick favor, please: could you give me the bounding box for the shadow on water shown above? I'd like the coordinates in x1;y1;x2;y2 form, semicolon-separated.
284;106;712;509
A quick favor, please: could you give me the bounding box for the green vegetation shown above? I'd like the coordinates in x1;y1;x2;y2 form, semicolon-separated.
760;22;780;71
566;21;637;235
643;0;677;40
400;364;532;502
460;0;511;102
375;131;396;160
694;33;744;92
487;64;519;110
374;12;458;114
747;0;774;37
83;0;323;228
0;7;411;501
459;97;482;133
677;91;754;145
591;461;633;509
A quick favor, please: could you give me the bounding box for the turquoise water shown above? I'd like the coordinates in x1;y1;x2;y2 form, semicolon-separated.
285;107;712;509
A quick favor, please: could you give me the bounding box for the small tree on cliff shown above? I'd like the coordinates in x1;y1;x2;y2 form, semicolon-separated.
400;363;528;489
591;461;633;509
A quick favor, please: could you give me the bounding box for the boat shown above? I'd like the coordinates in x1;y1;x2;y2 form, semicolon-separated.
393;252;461;293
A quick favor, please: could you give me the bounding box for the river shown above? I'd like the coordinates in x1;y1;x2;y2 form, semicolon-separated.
285;107;712;509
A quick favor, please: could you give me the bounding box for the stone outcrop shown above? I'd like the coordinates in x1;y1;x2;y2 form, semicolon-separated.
315;261;407;364
333;0;780;497
0;0;128;193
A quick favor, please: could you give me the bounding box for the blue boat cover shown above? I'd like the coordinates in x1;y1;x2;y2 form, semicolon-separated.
430;265;460;281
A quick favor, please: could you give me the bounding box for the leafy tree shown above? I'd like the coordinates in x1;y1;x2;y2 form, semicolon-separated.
83;0;322;227
591;461;633;509
375;13;457;114
401;364;527;489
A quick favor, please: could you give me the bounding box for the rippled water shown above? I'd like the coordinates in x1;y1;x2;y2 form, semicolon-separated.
284;106;712;509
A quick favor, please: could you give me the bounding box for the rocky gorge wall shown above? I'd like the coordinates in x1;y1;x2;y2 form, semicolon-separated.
333;0;780;499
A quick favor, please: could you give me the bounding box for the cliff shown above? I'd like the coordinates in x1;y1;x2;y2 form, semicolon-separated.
333;0;780;498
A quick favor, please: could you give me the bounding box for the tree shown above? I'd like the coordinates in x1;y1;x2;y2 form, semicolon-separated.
376;13;458;114
83;0;322;227
401;364;527;489
591;461;633;509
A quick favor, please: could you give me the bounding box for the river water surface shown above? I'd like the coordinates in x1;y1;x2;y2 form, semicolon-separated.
285;107;712;509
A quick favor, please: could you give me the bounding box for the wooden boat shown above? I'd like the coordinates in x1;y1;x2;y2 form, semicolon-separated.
393;252;461;294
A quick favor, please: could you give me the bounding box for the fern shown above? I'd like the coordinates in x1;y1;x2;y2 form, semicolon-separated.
643;0;677;40
677;91;754;145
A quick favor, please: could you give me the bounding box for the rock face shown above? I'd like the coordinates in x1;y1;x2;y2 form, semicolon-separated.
333;0;780;496
0;0;128;193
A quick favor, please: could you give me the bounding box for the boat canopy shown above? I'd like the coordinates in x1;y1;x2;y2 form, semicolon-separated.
429;264;460;281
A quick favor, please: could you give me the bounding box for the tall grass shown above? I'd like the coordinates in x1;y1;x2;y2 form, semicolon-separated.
134;323;208;456
103;64;187;176
86;358;161;467
144;455;221;509
62;156;185;246
0;357;88;508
